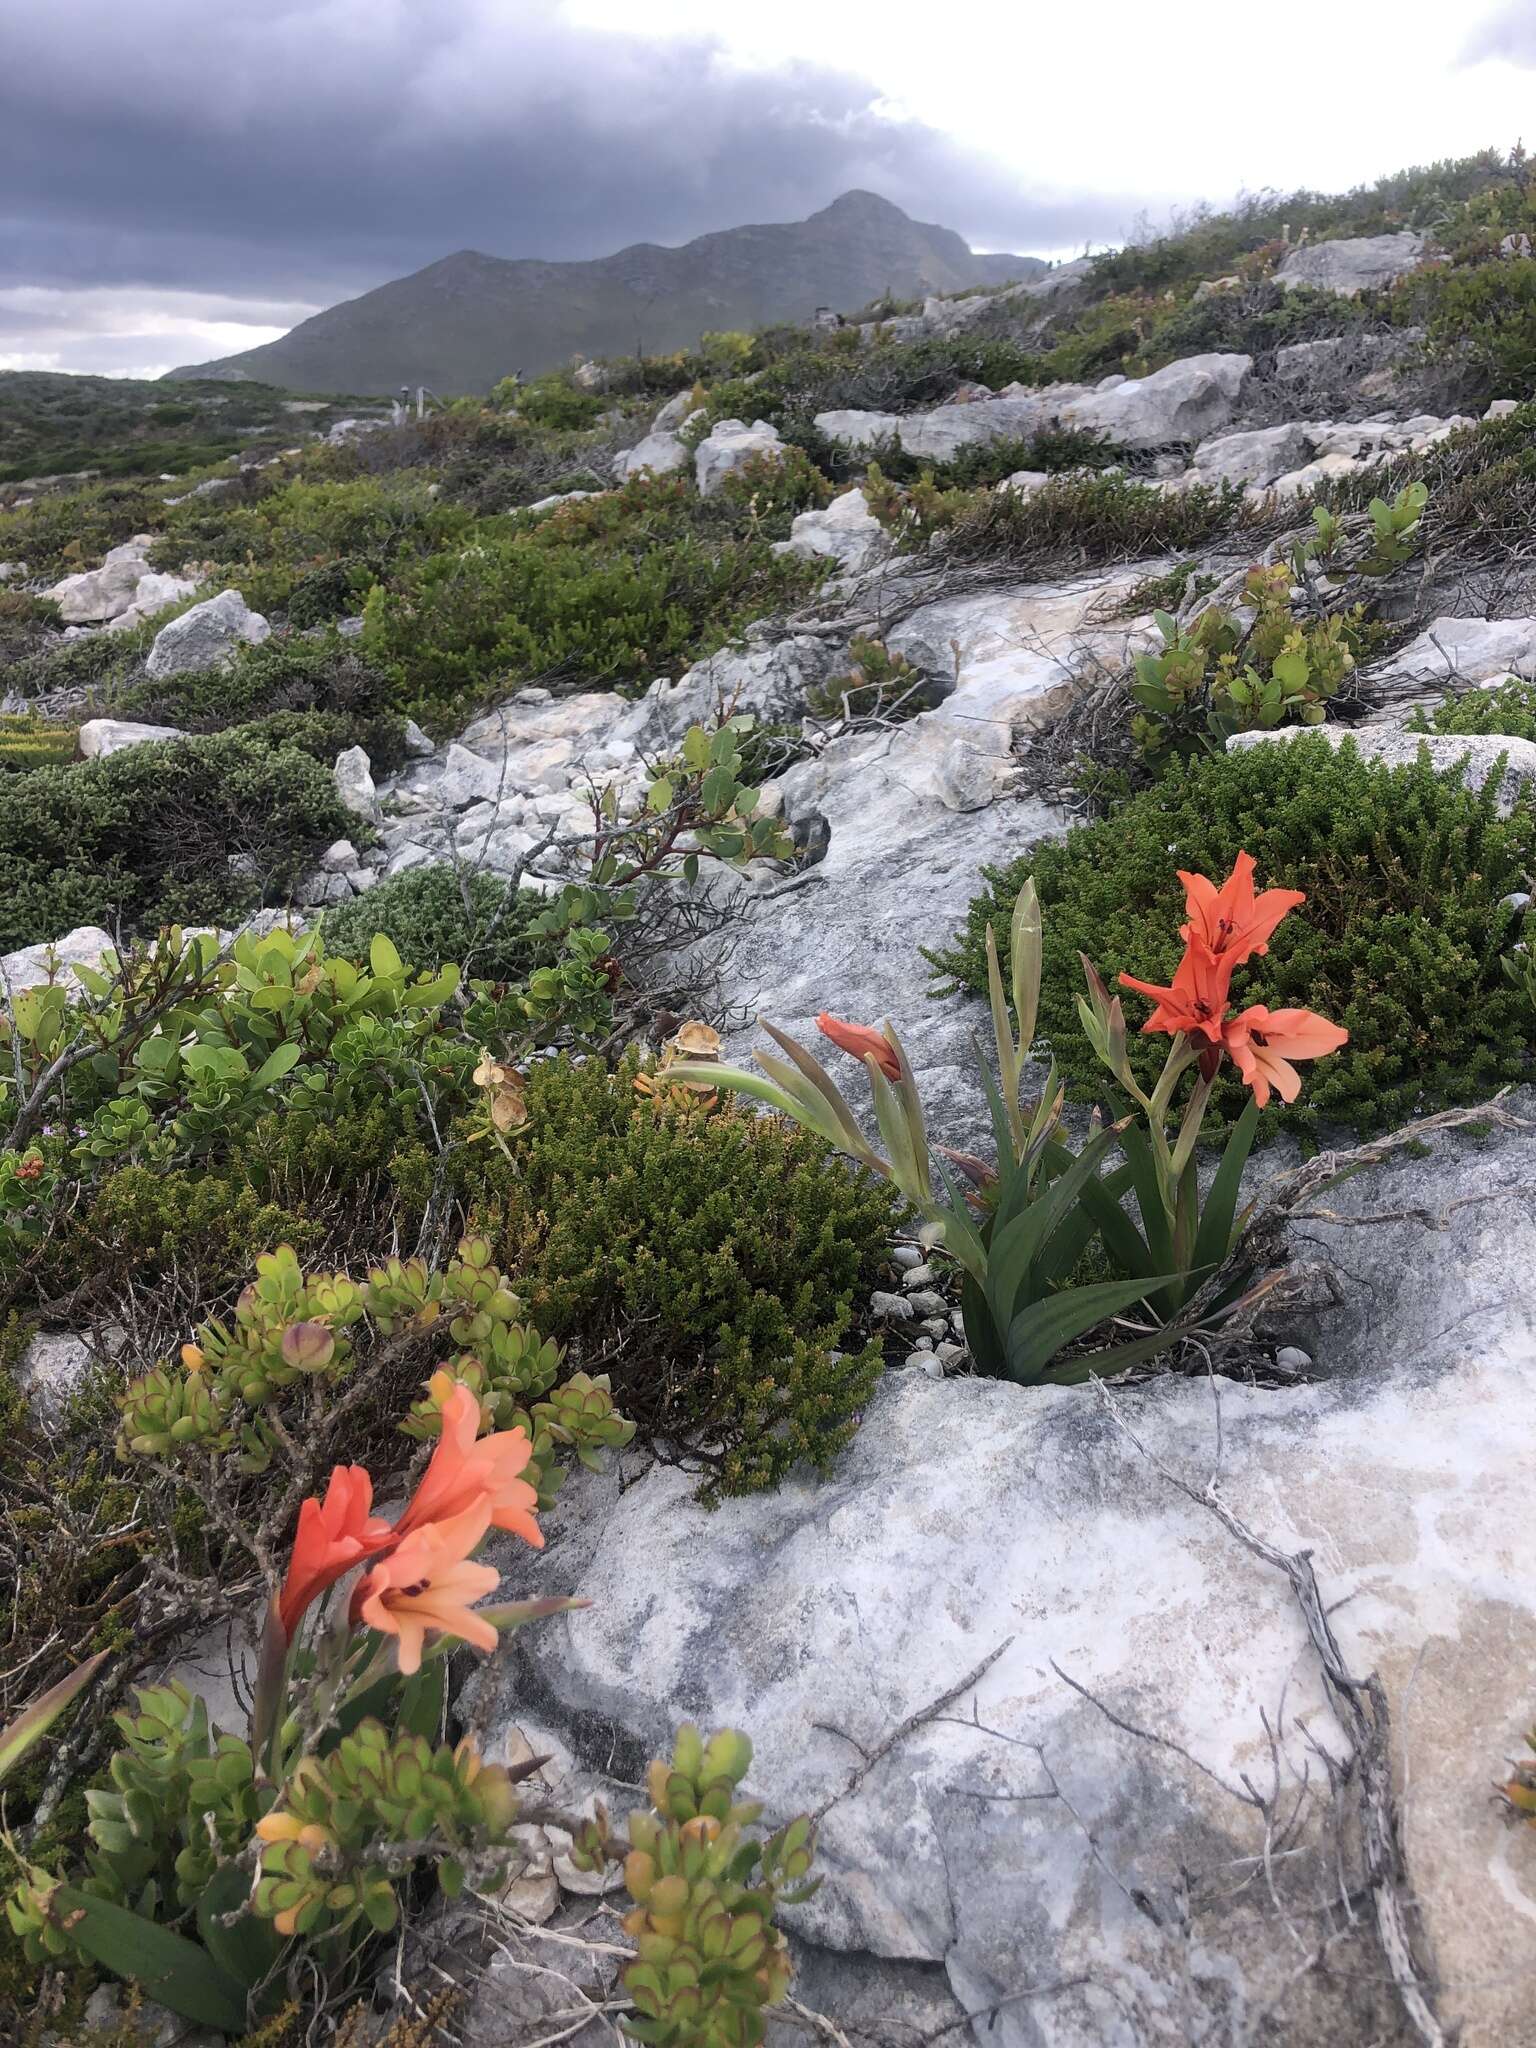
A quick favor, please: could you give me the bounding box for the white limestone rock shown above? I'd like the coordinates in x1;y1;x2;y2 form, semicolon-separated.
469;1107;1536;2048
812;408;903;450
143;589;270;678
76;718;185;759
1366;615;1536;690
1191;421;1313;488
333;744;380;820
1063;352;1252;449
0;923;116;995
772;488;887;575
613;430;689;481
694;418;785;497
1276;230;1426;296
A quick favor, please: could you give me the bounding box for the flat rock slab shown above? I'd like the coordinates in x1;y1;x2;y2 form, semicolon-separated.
1276;231;1426;296
77;718;185;759
474;1112;1536;2046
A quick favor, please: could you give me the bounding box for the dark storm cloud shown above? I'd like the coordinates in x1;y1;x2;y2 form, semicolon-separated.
0;0;1136;309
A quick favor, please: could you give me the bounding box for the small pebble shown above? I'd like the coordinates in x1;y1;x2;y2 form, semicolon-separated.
903;1351;935;1371
949;1310;966;1335
869;1290;914;1322
934;1342;966;1366
919;1317;948;1337
906;1289;947;1317
1502;892;1532;915
889;1244;923;1270
901;1263;936;1289
1274;1345;1313;1375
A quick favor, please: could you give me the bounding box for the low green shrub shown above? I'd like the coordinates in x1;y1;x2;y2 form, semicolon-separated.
867;463;1243;563
0;714;77;772
507;373;606;431
1409;675;1536;739
452;1054;896;1497
116;643;409;767
364;475;820;724
319;865;553;980
0;725;355;951
35;1095;435;1313
927;735;1534;1137
1395;257;1536;405
0;479;163;579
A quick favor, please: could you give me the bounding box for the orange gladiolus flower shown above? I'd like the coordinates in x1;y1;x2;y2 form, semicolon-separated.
814;1013;901;1080
351;1503;501;1676
393;1377;544;1550
1119;939;1234;1047
1179;851;1304;969
1222;1005;1349;1109
276;1464;396;1641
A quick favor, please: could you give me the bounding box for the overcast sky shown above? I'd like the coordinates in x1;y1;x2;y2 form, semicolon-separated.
4;0;1536;379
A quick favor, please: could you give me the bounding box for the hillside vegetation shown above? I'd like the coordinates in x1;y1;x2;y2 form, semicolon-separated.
3;145;1536;2048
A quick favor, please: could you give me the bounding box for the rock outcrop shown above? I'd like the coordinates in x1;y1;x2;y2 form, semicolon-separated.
143;588;270;677
470;1109;1536;2047
1275;231;1426;296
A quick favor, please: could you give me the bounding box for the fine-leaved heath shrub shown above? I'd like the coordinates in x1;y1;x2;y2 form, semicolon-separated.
452;1054;896;1496
1409;675;1536;741
927;735;1534;1137
319;865;554;981
0;727;355;951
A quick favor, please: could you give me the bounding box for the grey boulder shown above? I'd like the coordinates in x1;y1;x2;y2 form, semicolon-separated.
1276;231;1426;296
694;418;785;497
772;488;887;575
1063;352;1252;449
143;589;270;678
1191;421;1314;488
613;430;688;481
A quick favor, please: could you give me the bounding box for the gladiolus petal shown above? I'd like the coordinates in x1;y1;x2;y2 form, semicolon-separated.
814;1014;901;1081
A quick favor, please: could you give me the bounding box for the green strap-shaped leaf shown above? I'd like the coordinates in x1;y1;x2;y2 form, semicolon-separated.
194;1862;285;2001
985;1122;1128;1334
1191;1095;1260;1282
0;1650;108;1782
1004;1274;1181;1384
51;1886;252;2033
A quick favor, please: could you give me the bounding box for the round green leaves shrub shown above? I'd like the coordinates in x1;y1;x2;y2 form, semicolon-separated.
454;1055;898;1497
927;735;1534;1138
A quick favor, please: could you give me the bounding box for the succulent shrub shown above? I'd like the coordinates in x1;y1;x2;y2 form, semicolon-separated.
927;734;1535;1138
1129;564;1370;756
450;1053;896;1497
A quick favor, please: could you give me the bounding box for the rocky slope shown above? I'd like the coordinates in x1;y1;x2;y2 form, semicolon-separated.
8;159;1536;2048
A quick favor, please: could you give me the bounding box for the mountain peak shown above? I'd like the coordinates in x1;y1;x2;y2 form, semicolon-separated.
166;193;1043;394
814;190;913;225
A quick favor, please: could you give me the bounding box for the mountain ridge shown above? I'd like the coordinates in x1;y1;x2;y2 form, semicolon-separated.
166;191;1044;395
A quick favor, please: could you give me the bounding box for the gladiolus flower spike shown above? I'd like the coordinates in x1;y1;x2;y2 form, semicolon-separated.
1117;851;1345;1107
814;1013;902;1081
